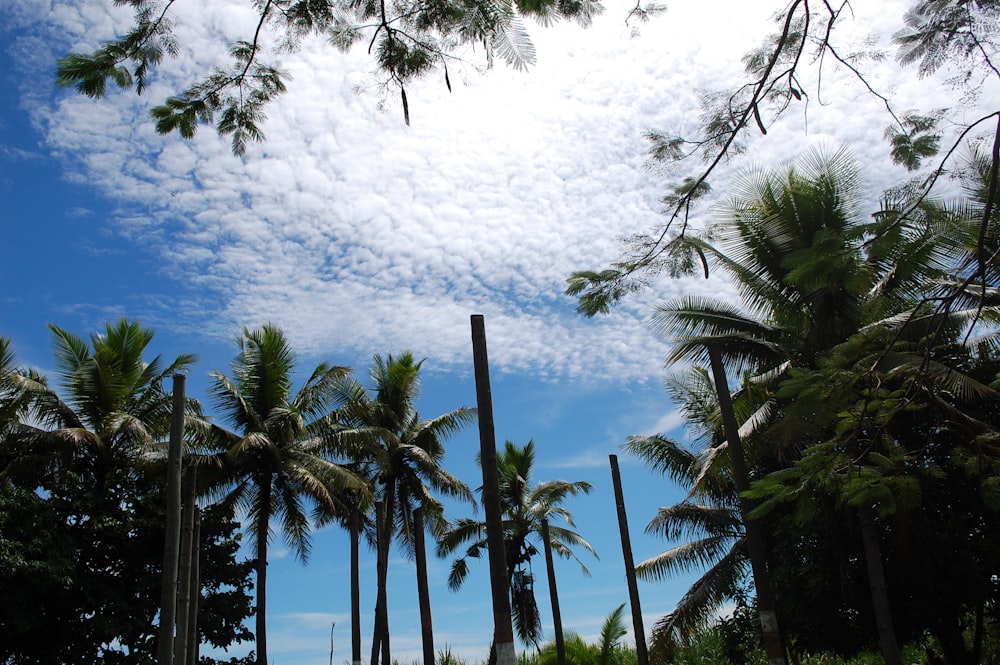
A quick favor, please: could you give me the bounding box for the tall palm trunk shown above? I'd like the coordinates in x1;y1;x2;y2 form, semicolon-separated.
708;348;786;665
158;374;186;665
371;489;395;665
540;518;566;665
255;474;272;665
413;506;435;665
187;508;201;665
175;466;198;664
857;504;901;665
609;454;648;665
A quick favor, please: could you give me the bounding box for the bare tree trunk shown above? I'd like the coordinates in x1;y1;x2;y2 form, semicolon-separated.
187;508;201;665
708;348;786;665
175;466;198;664
351;512;362;665
857;504;901;665
158;374;185;665
540;518;566;665
414;506;435;665
471;315;516;665
609;455;649;665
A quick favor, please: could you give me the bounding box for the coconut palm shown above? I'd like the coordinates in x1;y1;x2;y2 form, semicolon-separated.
331;351;476;665
439;439;597;650
314;475;378;665
624;368;747;647
2;319;197;487
0;337;35;480
644;147;990;664
197;323;367;665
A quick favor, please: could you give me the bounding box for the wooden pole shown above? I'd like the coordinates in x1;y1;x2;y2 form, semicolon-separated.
540;518;566;665
158;374;185;665
609;454;649;665
175;466;197;664
470;315;516;665
186;508;201;665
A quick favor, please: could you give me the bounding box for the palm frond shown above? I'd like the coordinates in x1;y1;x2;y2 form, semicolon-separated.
649;541;748;645
598;603;628;664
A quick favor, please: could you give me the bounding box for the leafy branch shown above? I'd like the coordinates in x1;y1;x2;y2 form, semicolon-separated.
567;0;998;318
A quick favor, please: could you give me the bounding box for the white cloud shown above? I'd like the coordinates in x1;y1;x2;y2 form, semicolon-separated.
12;0;897;385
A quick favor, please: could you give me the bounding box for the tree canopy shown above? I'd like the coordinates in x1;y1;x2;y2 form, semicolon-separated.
567;0;1000;318
55;0;604;152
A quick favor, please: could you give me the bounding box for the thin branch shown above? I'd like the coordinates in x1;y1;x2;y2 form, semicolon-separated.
627;0;808;275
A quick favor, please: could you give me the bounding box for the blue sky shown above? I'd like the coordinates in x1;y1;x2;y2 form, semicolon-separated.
0;0;972;663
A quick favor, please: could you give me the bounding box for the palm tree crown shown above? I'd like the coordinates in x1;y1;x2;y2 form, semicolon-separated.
439;439;597;649
199;323;365;665
3;319;196;485
332;351;476;665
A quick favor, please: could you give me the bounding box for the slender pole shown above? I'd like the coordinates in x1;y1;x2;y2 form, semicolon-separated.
470;315;516;665
609;455;649;665
175;465;198;664
330;621;336;665
540;518;566;665
158;374;185;665
414;506;436;665
186;508;201;665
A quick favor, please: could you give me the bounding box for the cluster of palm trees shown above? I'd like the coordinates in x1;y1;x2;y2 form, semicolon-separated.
1;322;598;665
627;147;1000;664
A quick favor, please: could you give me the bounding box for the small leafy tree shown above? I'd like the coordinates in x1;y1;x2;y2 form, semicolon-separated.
0;323;255;664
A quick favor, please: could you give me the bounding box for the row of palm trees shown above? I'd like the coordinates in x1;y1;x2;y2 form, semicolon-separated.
623;147;1000;663
0;323;597;665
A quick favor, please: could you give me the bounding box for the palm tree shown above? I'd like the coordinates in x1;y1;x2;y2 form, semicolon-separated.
2;319;197;487
0;337;36;480
331;351;476;665
197;323;367;665
624;369;748;648
439;439;597;650
644;147;985;664
645;150;884;663
314;474;378;665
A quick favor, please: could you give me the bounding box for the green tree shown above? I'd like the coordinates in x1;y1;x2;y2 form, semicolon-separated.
633;148;985;664
54;0;602;153
629;148;1000;663
331;351;476;665
744;304;1000;663
3;319;196;486
439;439;597;650
197;323;367;665
0;322;255;664
568;1;1000;316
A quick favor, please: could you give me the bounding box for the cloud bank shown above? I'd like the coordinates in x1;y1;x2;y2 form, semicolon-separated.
4;0;967;382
